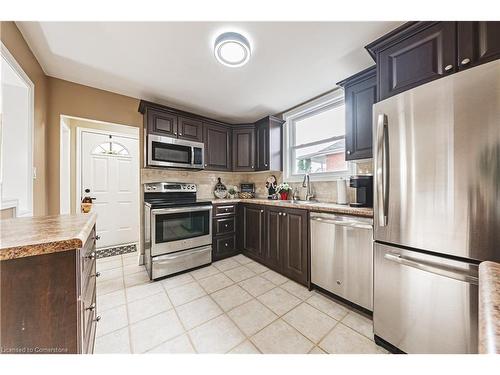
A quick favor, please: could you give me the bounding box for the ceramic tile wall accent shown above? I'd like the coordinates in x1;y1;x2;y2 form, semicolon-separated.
141;169;282;199
141;159;372;204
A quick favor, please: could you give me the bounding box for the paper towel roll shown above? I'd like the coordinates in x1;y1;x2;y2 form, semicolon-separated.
336;178;348;205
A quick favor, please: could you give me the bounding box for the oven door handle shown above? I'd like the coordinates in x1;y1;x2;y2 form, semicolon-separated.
151;205;213;215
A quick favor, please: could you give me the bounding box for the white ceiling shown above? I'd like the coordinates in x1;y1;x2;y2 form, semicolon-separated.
17;21;402;123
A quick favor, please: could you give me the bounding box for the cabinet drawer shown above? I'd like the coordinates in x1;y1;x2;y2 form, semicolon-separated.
214;216;235;235
214;234;237;255
214;204;236;217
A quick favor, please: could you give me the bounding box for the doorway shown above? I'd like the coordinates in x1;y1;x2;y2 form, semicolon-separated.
71;117;140;250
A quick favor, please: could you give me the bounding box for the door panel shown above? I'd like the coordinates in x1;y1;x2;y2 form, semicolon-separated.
458;21;500;70
255;121;268;170
232;127;255;171
281;208;308;286
242;205;264;260
373;60;500;261
203;123;231;171
374;242;478;353
378;22;456;100
264;208;281;270
178;116;203;142
147;109;177;137
82;132;139;248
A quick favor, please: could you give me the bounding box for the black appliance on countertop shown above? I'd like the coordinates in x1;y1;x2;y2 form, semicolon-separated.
349;175;373;208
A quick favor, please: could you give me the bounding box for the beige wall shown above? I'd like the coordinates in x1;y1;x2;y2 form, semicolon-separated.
1;21;48;216
47;77;142;214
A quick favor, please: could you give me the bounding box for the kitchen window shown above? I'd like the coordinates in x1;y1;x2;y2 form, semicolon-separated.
283;89;352;181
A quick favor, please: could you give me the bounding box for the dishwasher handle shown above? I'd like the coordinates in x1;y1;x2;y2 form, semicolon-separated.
310;216;372;230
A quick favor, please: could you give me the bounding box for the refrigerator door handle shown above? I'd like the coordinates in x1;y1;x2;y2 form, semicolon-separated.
376;113;389;226
384;253;479;285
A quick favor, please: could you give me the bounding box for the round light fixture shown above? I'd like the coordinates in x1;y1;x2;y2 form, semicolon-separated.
214;32;251;68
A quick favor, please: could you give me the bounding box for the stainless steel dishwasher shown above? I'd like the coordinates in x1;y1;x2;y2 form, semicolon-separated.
310;212;373;311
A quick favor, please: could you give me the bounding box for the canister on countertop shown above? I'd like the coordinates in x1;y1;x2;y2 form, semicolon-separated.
336;178;348;205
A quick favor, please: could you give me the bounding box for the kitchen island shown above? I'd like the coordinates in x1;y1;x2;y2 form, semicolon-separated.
0;213;98;354
478;261;500;354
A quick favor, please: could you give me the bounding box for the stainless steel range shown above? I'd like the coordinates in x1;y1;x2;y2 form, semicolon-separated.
143;182;212;280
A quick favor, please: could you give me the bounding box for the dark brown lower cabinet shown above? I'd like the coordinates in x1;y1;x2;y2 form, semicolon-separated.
0;227;98;354
212;204;239;261
280;208;309;286
241;204;265;261
241;203;309;286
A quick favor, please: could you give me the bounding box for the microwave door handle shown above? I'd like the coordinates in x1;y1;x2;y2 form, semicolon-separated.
384;253;479;285
376;114;389;226
191;146;195;166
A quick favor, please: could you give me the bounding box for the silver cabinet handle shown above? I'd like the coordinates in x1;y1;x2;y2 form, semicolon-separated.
225;243;228;247
384;253;479;285
93;235;101;241
336;280;342;285
179;133;182;136
85;252;96;260
204;164;207;167
224;224;228;227
460;58;470;66
264;163;268;167
279;212;282;216
282;212;287;216
94;316;101;322
347;150;351;155
251;165;254;169
85;303;96;311
376;114;389;227
92;272;101;278
260;210;264;213
444;64;453;71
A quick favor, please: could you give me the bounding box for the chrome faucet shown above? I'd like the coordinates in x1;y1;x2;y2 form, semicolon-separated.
302;173;314;201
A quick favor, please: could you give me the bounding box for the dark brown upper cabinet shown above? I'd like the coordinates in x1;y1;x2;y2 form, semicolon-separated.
255;116;284;171
366;22;457;101
203;122;232;171
337;66;377;161
366;21;500;101
232;126;255;171
178;116;203;142
145;108;178;137
457;22;500;70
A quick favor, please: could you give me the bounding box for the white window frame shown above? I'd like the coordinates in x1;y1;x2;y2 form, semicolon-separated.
0;41;34;217
283;88;354;182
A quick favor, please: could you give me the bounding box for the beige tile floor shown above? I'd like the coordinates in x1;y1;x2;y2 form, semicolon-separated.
95;252;388;354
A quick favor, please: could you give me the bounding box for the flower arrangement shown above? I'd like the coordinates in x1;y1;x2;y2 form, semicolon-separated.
276;182;292;200
228;185;238;198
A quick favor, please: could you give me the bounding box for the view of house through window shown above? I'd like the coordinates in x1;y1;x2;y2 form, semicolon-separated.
287;93;348;179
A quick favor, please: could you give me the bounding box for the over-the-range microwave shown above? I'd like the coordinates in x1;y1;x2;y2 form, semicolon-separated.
147;134;204;169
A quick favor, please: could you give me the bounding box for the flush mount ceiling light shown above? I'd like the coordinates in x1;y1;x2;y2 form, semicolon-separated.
214;32;251;67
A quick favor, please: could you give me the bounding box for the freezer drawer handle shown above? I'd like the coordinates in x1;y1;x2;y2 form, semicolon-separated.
384;253;478;285
376;114;389;227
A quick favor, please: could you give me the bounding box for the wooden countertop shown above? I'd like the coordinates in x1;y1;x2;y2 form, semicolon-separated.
479;261;500;354
209;198;373;218
0;213;97;261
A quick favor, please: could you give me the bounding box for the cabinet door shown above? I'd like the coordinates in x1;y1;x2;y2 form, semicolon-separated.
178;116;203;142
232;127;255;171
264;208;282;271
203;123;232;171
242;205;265;261
255;121;269;170
280;208;308;286
458;21;500;70
344;70;377;160
147;108;178;137
378;22;456;100
213;234;237;261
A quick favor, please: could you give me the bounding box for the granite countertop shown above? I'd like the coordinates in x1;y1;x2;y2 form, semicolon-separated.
479;261;500;354
208;198;373;218
0;213;97;261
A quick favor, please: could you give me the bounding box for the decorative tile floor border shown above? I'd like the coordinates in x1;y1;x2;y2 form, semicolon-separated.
97;244;137;259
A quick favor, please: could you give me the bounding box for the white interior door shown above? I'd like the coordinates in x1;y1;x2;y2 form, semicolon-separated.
81;131;139;249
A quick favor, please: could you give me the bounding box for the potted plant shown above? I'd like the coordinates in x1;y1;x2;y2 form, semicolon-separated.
228;185;238;199
276;182;292;200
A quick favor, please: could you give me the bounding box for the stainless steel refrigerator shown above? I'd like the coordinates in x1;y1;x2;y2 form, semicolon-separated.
372;59;500;354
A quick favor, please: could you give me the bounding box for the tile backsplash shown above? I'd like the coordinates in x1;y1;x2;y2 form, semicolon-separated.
141;159;373;204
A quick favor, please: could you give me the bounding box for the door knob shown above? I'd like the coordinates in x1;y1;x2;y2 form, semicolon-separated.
85;303;96;311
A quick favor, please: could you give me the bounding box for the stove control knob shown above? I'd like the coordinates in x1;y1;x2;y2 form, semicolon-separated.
152;186;157;190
